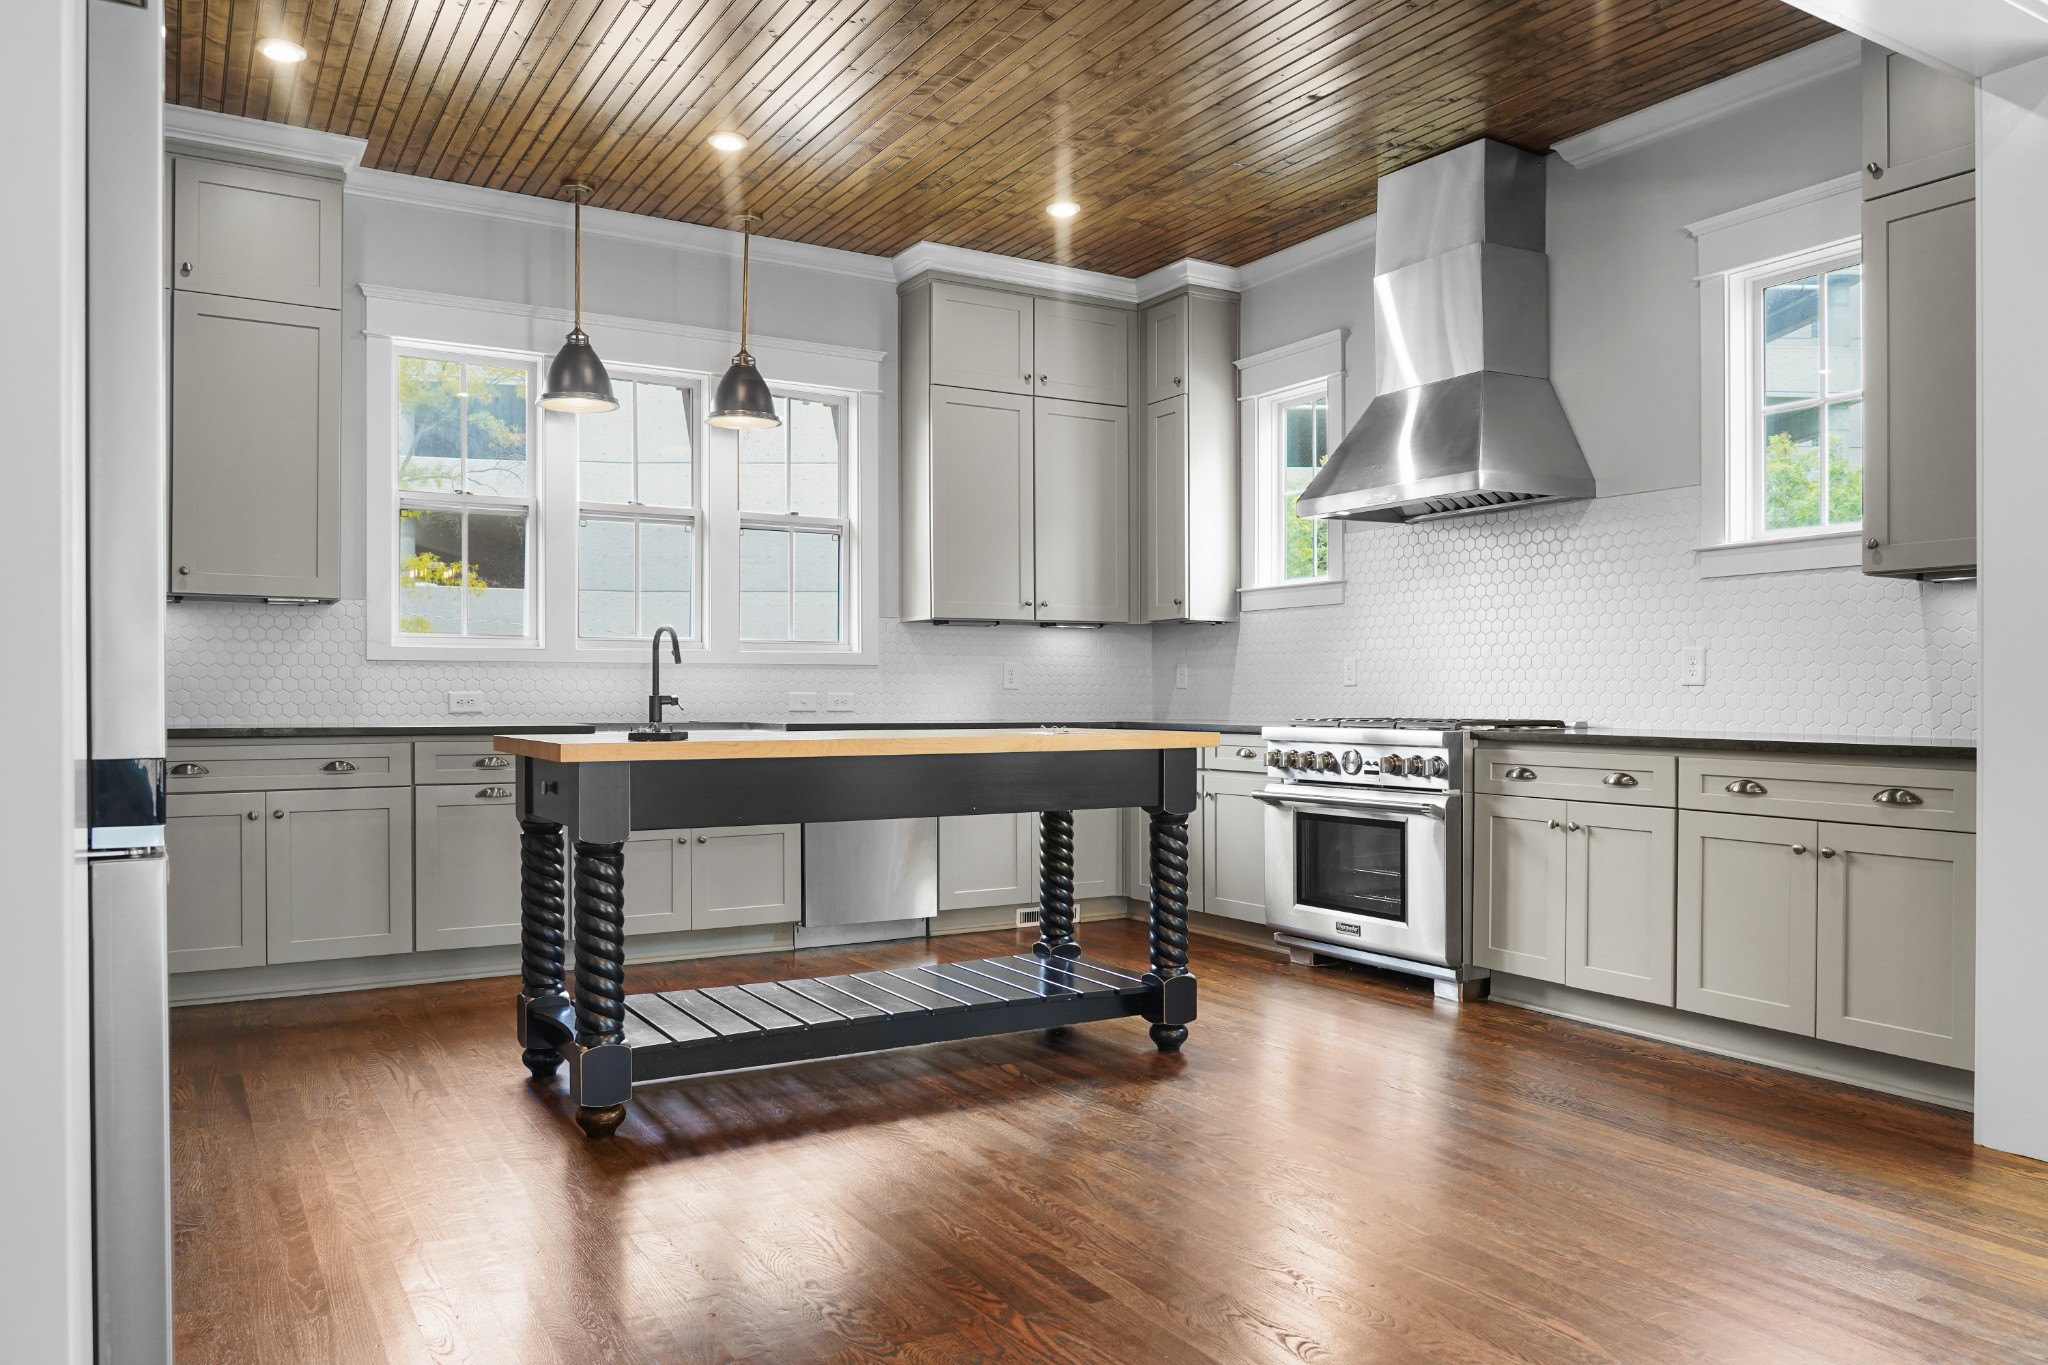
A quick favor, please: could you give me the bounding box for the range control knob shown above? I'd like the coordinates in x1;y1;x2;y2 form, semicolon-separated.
1318;752;1341;773
1381;754;1408;777
1428;755;1449;779
1265;749;1284;768
1282;750;1301;769
1409;755;1429;776
1339;749;1364;775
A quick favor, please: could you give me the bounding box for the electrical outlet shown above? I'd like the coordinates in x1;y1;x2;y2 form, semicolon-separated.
787;691;820;712
1002;661;1020;690
1680;645;1706;687
1174;662;1190;690
446;690;483;715
1343;657;1358;688
826;692;854;712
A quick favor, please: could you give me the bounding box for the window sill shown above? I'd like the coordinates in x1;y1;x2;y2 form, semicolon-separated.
1238;579;1345;611
1696;530;1862;578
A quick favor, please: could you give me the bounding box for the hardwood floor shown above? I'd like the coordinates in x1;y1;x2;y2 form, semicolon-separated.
171;920;2048;1364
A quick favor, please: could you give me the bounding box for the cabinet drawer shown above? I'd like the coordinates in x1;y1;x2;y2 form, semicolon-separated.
1474;746;1674;807
1204;741;1267;774
1678;755;1974;832
167;742;411;793
414;740;519;784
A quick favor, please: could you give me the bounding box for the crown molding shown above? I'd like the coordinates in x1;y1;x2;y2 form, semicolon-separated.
1684;172;1863;239
1235;215;1379;288
892;241;1144;302
1134;258;1246;301
163;104;367;173
1553;33;1861;169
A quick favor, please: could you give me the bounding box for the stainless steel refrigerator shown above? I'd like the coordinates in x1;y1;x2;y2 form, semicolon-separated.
86;0;172;1359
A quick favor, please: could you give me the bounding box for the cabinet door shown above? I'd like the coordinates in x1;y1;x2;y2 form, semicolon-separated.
1071;807;1123;900
265;788;413;963
1033;398;1129;622
939;812;1035;910
166;793;267;973
1862;175;1975;578
171;157;342;308
1862;45;1974;198
620;831;690;936
413;784;523;951
1034;297;1130;405
928;282;1033;395
1471;794;1569;982
1565;801;1676;1006
1144;297;1188;405
1676;811;1817;1035
1143;395;1191;621
928;385;1035;620
1122;808;1149;902
170;292;341;599
691;825;802;930
1816;824;1974;1068
1204;777;1269;923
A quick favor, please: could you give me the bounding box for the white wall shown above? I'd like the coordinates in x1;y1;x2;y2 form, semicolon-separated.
1973;56;2048;1162
0;0;94;1357
167;181;1156;727
1155;58;1975;740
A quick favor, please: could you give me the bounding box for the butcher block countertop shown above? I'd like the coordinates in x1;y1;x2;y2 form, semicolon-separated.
495;726;1224;764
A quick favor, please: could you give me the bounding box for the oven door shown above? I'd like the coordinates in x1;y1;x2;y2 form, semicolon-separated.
1259;787;1458;967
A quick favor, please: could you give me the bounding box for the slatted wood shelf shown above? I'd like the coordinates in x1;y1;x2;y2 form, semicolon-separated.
619;955;1159;1083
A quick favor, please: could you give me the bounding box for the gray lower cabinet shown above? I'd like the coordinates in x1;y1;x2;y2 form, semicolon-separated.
265;788;414;964
1676;811;1819;1034
622;832;693;936
1203;773;1268;923
170;290;341;599
166;793;267;973
1071;807;1122;901
619;826;803;934
413;784;522;951
1471;794;1570;981
1815;822;1974;1068
938;813;1037;911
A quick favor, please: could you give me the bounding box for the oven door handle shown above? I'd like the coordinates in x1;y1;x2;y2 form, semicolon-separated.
1255;791;1449;821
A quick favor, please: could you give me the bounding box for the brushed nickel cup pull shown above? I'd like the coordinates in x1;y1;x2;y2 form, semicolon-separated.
1726;779;1768;796
475;755;511;769
477;786;511;799
1504;766;1537;781
1237;747;1257;759
1873;787;1924;806
169;762;209;777
322;759;358;774
1601;772;1638;787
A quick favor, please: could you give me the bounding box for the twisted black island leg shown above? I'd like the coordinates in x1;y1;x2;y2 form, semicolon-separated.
515;818;569;1078
1143;805;1198;1052
570;839;631;1139
1034;810;1079;959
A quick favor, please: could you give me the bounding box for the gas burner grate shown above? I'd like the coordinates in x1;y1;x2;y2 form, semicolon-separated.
1290;717;1568;732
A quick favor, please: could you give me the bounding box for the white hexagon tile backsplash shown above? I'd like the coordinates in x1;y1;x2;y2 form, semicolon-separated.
1154;486;1976;739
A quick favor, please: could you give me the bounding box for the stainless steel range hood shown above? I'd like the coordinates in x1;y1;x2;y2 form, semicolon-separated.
1296;139;1594;523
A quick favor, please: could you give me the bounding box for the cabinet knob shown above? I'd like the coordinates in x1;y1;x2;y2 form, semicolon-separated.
1791;843;1808;855
272;809;284;819
177;565;190;575
1820;847;1837;859
1023;371;1032;380
1174;375;1182;386
1725;779;1768;796
1568;822;1583;832
1865;537;1880;550
1548;819;1560;830
1039;374;1048;382
1173;597;1183;606
1866;161;1883;179
1038;600;1048;607
246;810;258;821
697;835;708;843
179;261;193;276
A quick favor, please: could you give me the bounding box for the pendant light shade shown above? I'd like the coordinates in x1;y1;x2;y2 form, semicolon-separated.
540;183;618;414
709;214;782;430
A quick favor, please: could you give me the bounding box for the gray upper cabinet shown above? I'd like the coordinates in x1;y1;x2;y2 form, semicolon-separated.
264;787;414;964
1033;398;1130;622
1862;173;1976;579
169;288;342;600
922;385;1036;621
1862;44;1975;199
166;793;268;974
1140;289;1239;622
927;281;1034;395
413;784;523;951
171;157;342;309
1034;297;1129;406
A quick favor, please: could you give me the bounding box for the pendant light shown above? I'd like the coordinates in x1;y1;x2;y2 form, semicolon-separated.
709;214;781;430
539;182;619;414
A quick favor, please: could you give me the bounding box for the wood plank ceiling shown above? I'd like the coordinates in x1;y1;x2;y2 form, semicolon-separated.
165;0;1837;276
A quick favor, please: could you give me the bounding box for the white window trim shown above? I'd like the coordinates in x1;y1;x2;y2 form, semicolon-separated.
1691;175;1865;578
1236;330;1346;610
363;286;882;665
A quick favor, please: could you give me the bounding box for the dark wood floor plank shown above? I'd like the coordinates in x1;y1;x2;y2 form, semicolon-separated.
170;920;2048;1365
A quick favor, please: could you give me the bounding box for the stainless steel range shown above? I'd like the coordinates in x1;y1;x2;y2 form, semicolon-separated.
1259;717;1565;1001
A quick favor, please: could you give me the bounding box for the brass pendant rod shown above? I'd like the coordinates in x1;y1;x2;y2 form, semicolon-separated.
573;193;584;333
738;222;751;358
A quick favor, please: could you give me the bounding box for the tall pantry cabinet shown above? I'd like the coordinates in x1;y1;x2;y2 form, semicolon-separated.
1140;289;1239;622
166;153;344;600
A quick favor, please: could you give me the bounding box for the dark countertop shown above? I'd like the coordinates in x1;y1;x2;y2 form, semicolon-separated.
1475;726;1976;761
169;719;1260;741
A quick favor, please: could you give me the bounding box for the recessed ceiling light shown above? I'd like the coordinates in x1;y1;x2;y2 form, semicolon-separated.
709;132;748;153
1046;200;1080;219
256;38;307;64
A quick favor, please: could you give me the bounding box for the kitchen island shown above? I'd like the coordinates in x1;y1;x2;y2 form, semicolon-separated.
495;726;1220;1137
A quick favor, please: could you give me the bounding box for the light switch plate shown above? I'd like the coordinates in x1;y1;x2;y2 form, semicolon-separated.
826;692;854;712
446;691;483;715
1680;645;1706;687
1343;657;1358;687
787;691;819;712
1002;661;1020;690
